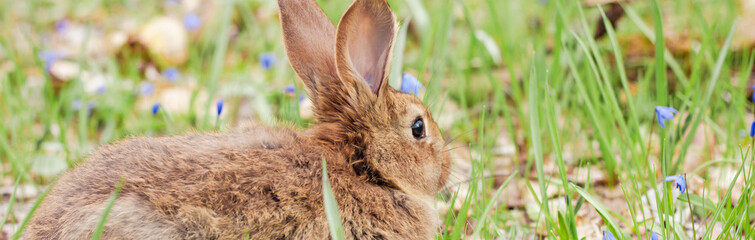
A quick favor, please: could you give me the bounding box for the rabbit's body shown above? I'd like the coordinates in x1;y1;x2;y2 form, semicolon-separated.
27;0;450;238
27;127;438;239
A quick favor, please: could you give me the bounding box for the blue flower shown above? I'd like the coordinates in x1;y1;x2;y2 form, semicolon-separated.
603;231;616;240
39;50;63;63
140;82;155;95
151;103;161;115
54;19;69;32
284;84;296;94
72;99;82;110
96;85;106;95
752;85;755;101
401;73;424;96
298;95;306;102
216;99;224;116
163;67;181;83
750;121;755;137
664;174;687;193
184;13;201;31
654;106;678;129
73;99;96;111
38;50;63;72
259;53;277;70
651;232;659;240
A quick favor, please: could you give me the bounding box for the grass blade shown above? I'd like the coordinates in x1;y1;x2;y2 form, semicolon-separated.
321;158;346;240
403;0;429;33
389;17;411;89
11;180;56;240
571;183;624;240
91;178;125;240
470;170;518;238
652;0;667;106
0;176;21;230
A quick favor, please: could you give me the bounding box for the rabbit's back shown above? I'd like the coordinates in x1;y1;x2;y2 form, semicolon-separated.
27;127;332;239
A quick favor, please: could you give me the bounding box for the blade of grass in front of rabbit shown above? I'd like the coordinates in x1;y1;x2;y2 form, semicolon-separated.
11;178;56;240
91;178;125;240
321;158;345;240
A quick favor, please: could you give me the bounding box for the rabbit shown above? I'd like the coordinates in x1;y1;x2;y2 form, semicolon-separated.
25;0;451;239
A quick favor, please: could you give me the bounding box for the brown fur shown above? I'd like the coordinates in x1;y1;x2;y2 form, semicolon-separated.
26;0;450;239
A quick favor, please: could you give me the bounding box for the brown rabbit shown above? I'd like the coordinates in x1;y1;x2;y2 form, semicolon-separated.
25;0;450;239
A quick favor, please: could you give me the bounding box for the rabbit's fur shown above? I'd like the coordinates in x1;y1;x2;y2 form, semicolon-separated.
26;0;451;239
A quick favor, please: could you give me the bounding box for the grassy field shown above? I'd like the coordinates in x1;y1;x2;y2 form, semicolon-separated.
1;0;755;239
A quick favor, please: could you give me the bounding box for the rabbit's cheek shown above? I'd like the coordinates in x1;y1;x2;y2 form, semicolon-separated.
438;149;452;189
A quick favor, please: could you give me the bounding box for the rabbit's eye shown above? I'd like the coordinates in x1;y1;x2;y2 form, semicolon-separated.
411;118;425;139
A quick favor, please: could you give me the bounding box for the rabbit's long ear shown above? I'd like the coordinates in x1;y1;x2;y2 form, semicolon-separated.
278;0;339;103
335;0;397;97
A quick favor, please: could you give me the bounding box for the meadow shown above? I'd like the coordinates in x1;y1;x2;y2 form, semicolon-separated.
1;0;754;239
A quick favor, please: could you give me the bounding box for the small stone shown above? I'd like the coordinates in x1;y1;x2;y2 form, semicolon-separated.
138;16;188;66
49;61;80;82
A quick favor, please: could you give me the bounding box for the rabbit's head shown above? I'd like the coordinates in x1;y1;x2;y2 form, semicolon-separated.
279;0;450;198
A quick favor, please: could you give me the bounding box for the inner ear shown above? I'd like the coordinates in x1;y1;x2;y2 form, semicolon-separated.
336;0;397;96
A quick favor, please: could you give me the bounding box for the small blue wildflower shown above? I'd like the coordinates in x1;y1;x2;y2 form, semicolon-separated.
750;121;755;137
651;232;659;240
751;85;755;101
284;84;296;94
602;231;616;240
298;95;306;102
184;13;201;31
38;50;62;63
54;19;69;32
38;50;63;72
151;103;161;115
73;99;96;111
663;174;687;193
163;67;181;83
259;53;277;70
72;99;82;111
216;99;224;116
140;82;156;95
654;106;678;129
401;73;424;96
96;85;106;95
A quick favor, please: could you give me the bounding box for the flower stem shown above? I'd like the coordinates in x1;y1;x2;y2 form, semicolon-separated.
646;116;656;177
684;173;696;240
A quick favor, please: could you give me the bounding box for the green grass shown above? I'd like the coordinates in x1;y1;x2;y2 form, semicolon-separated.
91;178;124;240
321;158;346;240
1;0;754;239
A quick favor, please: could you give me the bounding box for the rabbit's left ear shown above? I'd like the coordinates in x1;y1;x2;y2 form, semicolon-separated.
335;0;397;97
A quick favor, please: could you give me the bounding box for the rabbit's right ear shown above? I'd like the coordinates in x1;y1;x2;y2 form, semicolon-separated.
278;0;339;104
